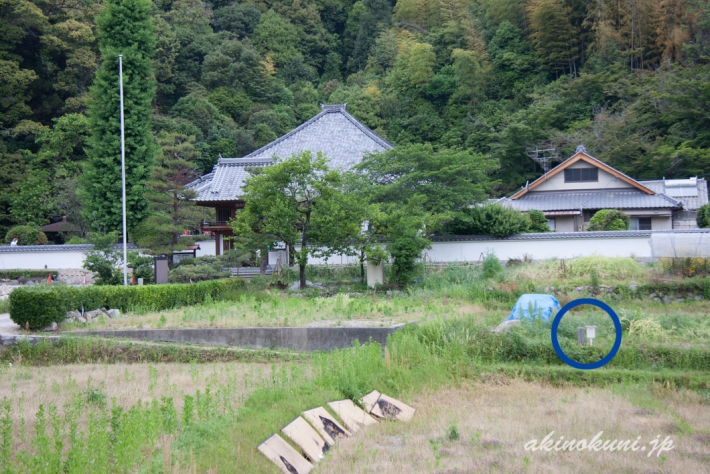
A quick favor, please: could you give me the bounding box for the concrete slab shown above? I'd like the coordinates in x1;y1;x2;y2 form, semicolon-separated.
360;390;381;413
369;393;416;422
327;400;377;433
281;416;328;463
0;314;20;335
302;407;351;445
258;434;313;474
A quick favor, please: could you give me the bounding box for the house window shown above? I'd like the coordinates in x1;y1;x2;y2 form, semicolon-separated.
630;217;652;230
564;168;598;182
547;219;556;231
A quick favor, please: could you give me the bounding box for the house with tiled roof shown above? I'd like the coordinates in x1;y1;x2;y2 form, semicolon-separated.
187;104;393;254
498;146;708;232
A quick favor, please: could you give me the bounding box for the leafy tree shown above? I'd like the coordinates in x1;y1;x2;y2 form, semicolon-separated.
587;209;630;231
5;225;48;245
127;251;154;283
83;232;122;285
696;203;710;228
354;144;497;228
386;205;431;285
527;0;579;76
252;10;300;66
213;4;261;38
138;133;204;255
233;151;361;289
81;0;156;233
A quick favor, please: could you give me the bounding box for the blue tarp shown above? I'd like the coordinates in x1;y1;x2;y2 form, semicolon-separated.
504;294;560;323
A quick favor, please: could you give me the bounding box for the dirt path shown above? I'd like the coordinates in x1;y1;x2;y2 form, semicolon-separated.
0;313;20;335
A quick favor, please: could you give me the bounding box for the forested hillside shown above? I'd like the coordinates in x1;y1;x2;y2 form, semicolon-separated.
2;0;710;236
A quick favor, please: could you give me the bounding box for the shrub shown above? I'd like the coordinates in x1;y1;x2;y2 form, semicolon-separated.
659;257;710;278
526;210;550;233
0;270;58;280
9;287;67;330
697;203;710;228
169;264;231;283
482;252;503;279
388;218;431;284
127;252;154;283
168;250;253;283
5;225;48;245
445;204;530;237
587;209;630;231
83;232;122;285
8;278;245;329
564;256;644;280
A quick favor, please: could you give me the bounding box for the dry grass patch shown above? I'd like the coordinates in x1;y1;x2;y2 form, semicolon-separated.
0;361;281;430
318;381;710;473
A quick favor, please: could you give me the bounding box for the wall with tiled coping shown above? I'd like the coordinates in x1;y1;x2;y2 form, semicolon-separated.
1;231;709;271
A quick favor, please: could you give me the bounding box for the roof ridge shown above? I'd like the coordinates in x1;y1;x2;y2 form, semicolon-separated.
240;104;392;160
510;149;655;199
339;108;394;149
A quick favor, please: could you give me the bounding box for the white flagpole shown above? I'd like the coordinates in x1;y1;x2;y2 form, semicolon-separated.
119;54;128;286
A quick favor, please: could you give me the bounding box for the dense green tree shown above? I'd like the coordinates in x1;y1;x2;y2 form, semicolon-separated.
138;133;204;254
4;0;710;222
233;151;361;288
354;144;497;225
81;0;156;233
527;0;579;76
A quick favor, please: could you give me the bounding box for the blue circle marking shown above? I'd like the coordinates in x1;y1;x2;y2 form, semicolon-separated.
551;298;622;370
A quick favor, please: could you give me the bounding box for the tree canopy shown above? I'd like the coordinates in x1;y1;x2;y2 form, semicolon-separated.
1;0;709;237
233;151;361;288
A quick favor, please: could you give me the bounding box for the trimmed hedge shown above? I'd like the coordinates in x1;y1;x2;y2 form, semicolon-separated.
8;287;66;330
0;270;59;280
9;278;245;330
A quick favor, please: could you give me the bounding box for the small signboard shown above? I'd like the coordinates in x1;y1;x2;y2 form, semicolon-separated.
154;255;169;284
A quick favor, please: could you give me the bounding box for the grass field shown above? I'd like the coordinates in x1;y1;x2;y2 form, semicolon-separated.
1;258;709;472
319;381;710;473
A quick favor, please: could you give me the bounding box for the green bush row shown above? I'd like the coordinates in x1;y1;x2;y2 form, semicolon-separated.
409;321;710;372
0;270;59;280
9;278;245;330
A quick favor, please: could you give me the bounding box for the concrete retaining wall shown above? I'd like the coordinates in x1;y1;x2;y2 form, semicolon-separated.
78;325;406;351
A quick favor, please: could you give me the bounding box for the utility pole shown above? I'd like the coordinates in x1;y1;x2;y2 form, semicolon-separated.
119;54;128;286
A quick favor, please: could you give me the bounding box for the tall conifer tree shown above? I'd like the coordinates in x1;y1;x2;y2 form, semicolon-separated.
81;0;156;232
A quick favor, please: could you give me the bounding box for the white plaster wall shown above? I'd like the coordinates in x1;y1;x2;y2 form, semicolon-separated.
424;236;652;262
195;240;216;257
533;161;634;192
0;250;87;269
3;232;708;271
